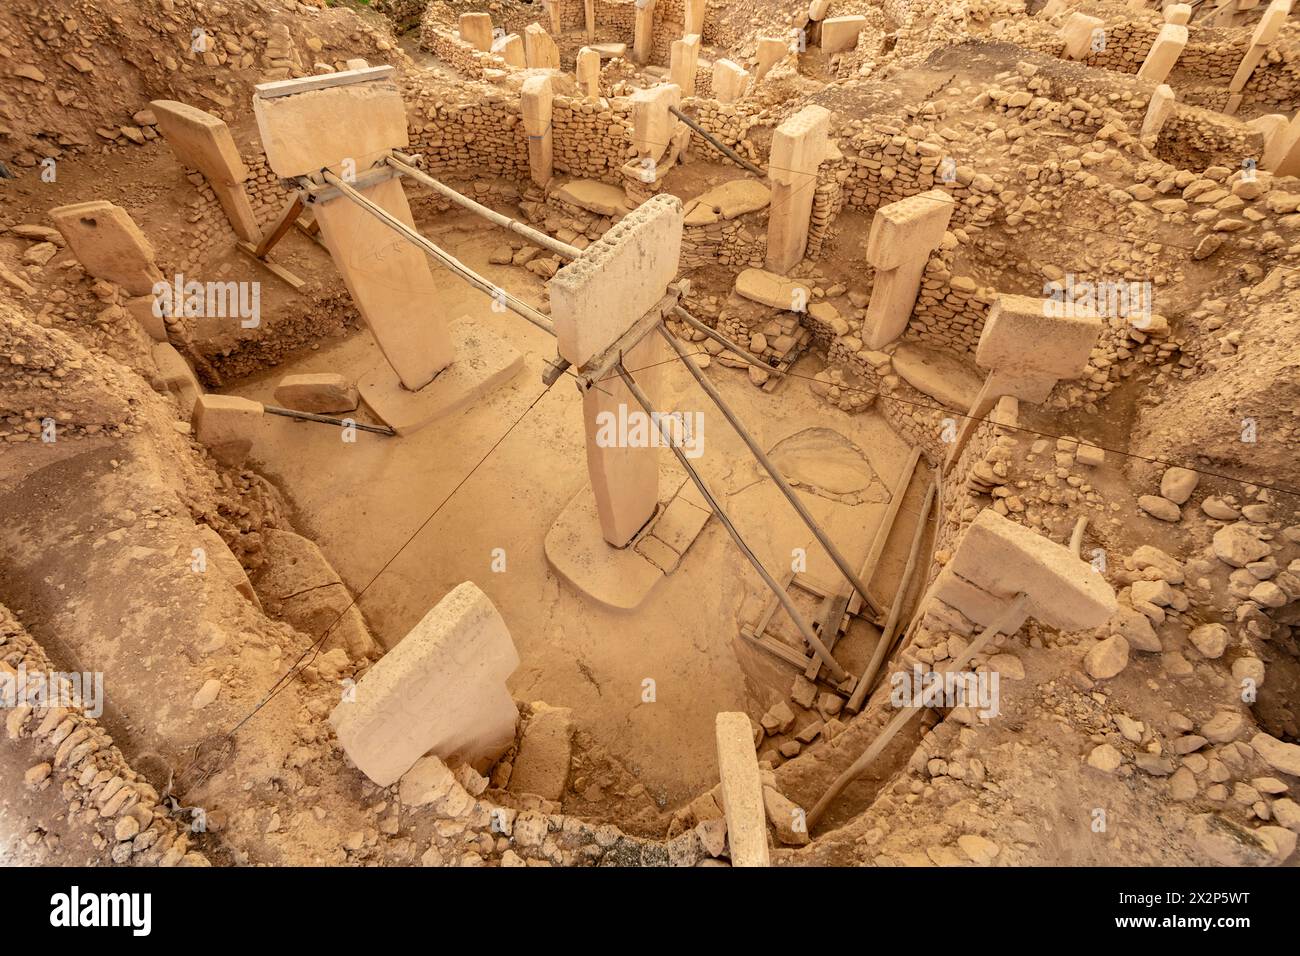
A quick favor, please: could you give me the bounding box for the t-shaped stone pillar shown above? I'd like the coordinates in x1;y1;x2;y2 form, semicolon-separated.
671;34;701;97
712;59;750;103
524;23;561;69
820;15;866;54
494;33;526;68
861;189;955;348
632;83;681;166
1225;0;1291;114
754;36;789;83
585;0;596;40
458;12;494;52
48;200;164;295
685;0;707;36
576;47;602;98
934;509;1117;632
522;73;555;187
150;100;260;242
549;195;684;547
1137;23;1188;84
253;67;455;391
1060;12;1105;59
330;581;521;785
765;104;830;275
634;0;656;64
1141;84;1176;139
715;711;770;867
974;292;1103;408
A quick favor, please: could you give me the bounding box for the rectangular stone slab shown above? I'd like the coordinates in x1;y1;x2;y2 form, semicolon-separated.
821;15;866;54
330;581;520;786
550;194;683;368
715;712;770;866
948;509;1117;631
150;100;248;185
49;200;163;296
975;293;1101;380
253;70;408;179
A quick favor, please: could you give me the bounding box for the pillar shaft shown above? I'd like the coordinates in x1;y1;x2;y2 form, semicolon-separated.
634;0;656;64
1136;24;1188;84
522;74;555;187
313;176;456;390
764;104;829;274
671;35;701;97
549;195;684;548
861;189;955;348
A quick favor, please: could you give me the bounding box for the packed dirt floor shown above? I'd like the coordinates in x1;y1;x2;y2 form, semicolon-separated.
0;0;1298;869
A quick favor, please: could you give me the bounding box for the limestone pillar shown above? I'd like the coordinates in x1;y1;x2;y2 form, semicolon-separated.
685;0;707;36
1256;112;1294;170
577;47;602;98
861;189;955;348
974;292;1104;406
542;0;562;34
754;36;789;83
150;100;260;242
524;22;561;69
712;59;750;103
48;200;164;295
494;33;526;68
191;394;264;467
254;67;456;390
585;0;596;41
522;73;555;187
1225;0;1292;114
1060;12;1104;60
821;15;866;54
715;712;770;867
671;34;701;97
1136;24;1188;84
1164;3;1193;23
312;176;457;389
458;12;494;52
549;195;684;547
330;581;520;785
765;105;829;275
634;0;656;65
632;83;681;168
1140;83;1176;139
1267;113;1300;176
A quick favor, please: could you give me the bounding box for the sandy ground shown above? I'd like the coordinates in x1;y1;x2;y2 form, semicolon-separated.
228;208;913;808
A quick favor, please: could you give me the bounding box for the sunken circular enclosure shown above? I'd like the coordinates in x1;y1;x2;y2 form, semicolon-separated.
0;0;1298;869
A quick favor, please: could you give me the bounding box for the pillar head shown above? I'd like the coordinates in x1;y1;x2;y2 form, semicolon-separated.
769;104;831;187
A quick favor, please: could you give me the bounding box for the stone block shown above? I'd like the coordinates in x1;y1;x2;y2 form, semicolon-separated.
715;712;770;866
976;293;1102;380
191;394;264;467
550;194;683;368
329;581;520;786
273;372;359;414
948;510;1117;631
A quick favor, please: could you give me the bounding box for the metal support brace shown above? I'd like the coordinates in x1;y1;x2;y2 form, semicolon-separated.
807;593;1031;830
317;168;557;337
657;322;884;620
617;362;850;685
